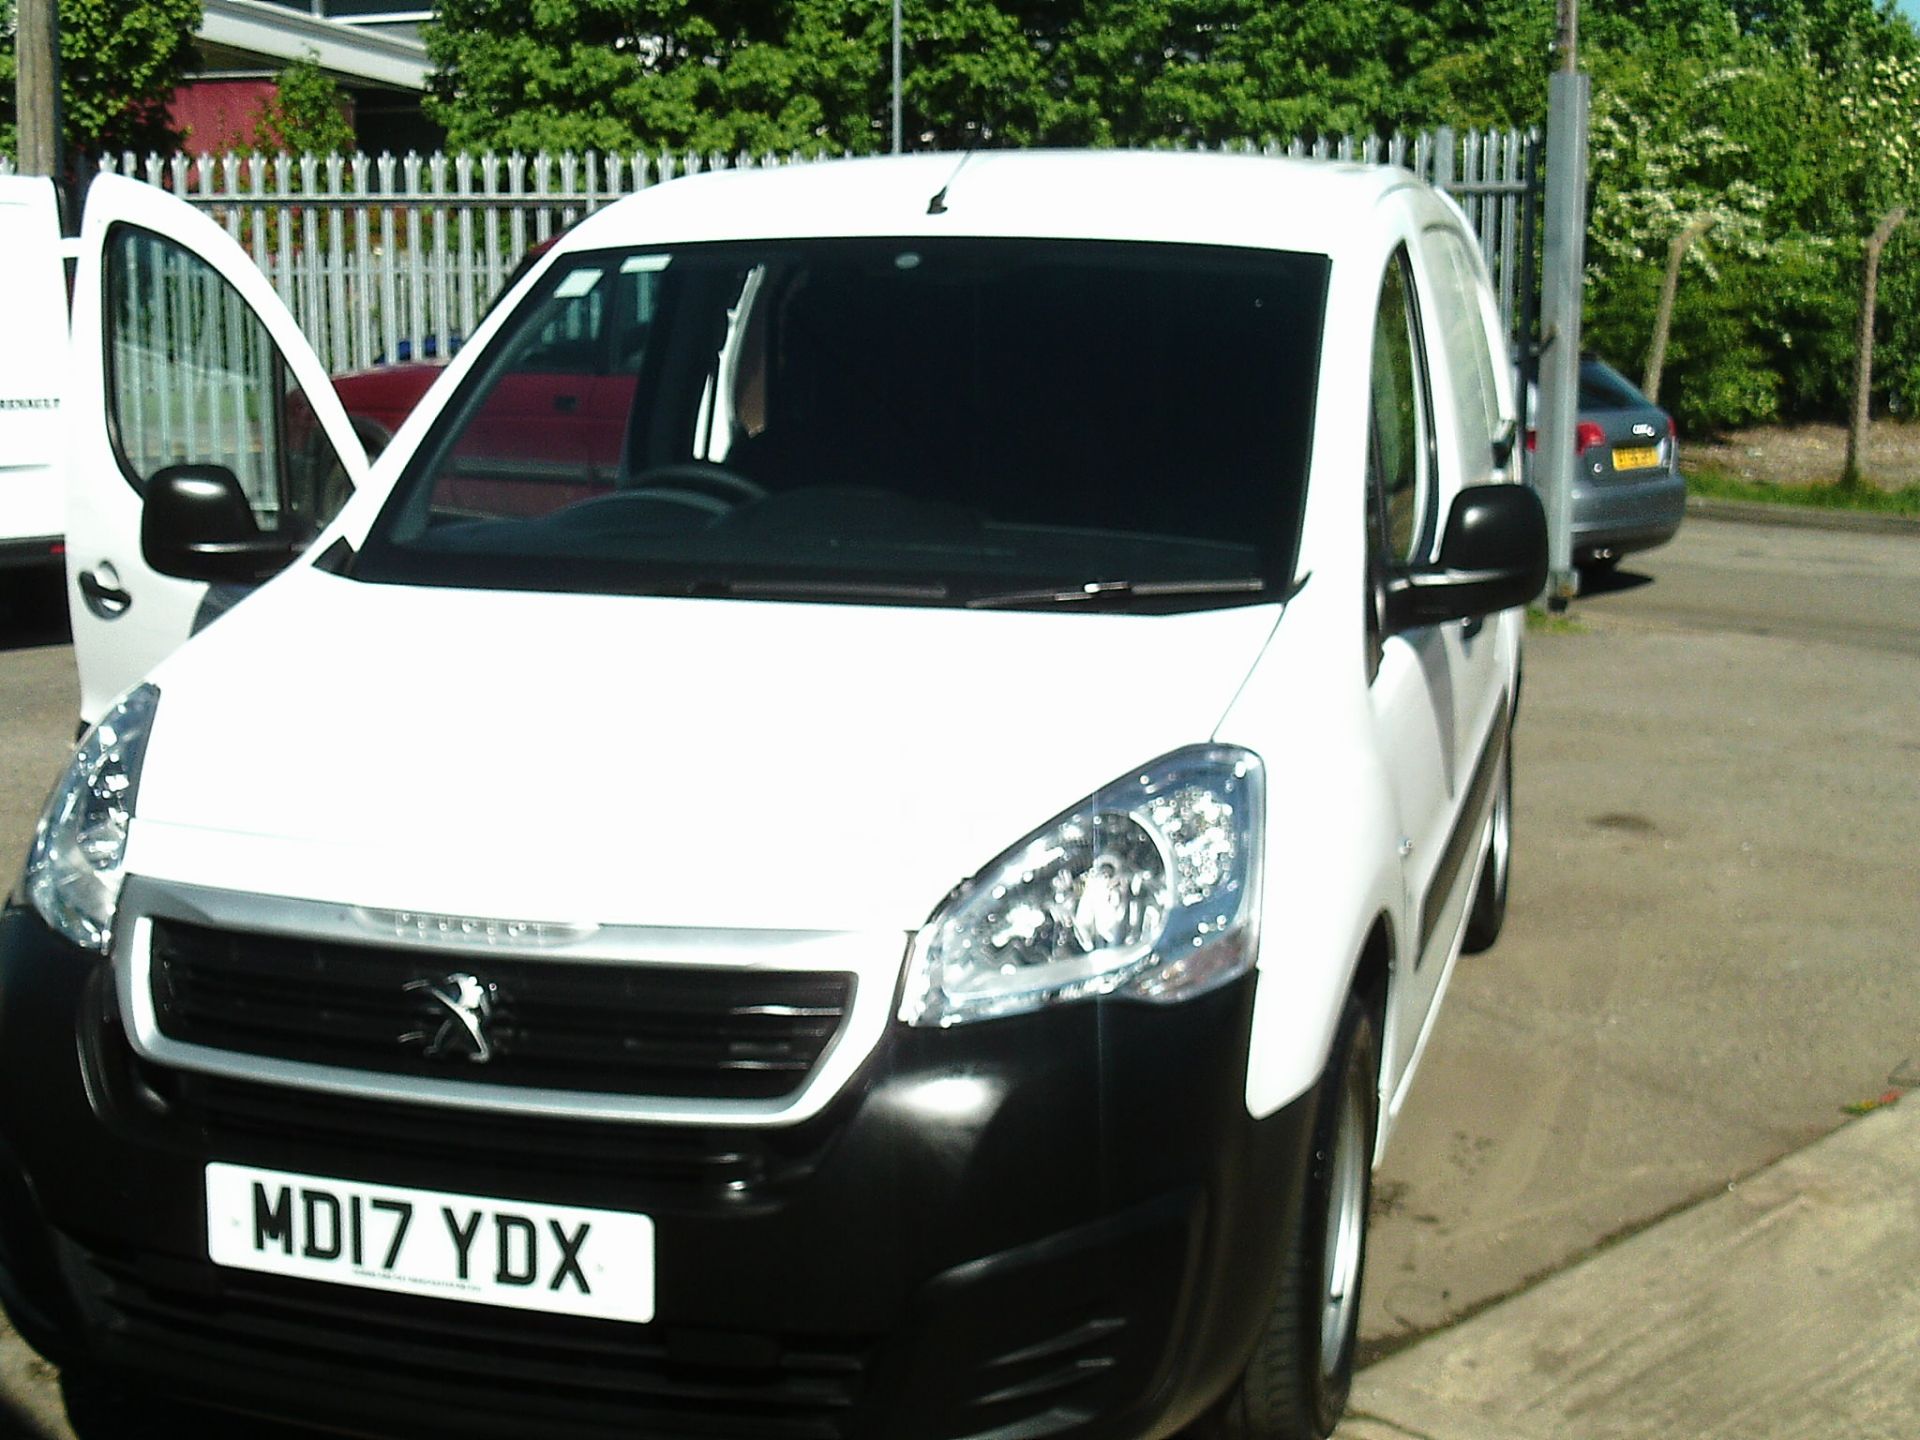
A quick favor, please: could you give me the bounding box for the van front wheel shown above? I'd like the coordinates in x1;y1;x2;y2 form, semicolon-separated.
1198;992;1379;1440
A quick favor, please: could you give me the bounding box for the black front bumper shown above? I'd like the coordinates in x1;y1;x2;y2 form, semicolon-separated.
0;902;1317;1440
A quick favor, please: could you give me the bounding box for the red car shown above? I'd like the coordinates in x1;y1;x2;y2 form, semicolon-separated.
327;239;645;519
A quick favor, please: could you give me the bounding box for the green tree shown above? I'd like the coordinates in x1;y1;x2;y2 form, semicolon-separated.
1465;0;1920;432
424;0;896;154
415;0;1920;433
1049;1;1429;146
2;0;203;161
1879;225;1920;416
255;55;357;155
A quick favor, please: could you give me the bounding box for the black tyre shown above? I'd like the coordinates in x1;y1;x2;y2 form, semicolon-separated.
1461;742;1513;954
1201;993;1380;1440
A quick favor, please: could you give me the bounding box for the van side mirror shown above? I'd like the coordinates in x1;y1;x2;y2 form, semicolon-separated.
142;465;304;584
1384;484;1547;631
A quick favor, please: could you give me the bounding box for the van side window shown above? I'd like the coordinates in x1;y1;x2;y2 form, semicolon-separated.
1420;227;1506;480
1368;249;1435;567
104;223;352;537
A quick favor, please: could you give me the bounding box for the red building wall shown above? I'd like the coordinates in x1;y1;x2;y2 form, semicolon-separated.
169;79;358;153
168;80;279;152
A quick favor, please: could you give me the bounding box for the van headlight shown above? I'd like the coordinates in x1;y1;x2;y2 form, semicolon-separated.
25;684;160;955
901;747;1263;1027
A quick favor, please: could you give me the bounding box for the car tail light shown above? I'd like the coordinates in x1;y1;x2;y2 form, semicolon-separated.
1525;423;1609;455
1667;416;1678;440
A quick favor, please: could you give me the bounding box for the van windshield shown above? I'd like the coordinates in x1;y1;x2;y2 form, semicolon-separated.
355;237;1329;609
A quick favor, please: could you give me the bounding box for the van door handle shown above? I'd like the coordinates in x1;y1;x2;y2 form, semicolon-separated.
78;568;132;619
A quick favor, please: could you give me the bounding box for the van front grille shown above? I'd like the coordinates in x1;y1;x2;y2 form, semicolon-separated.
149;920;854;1102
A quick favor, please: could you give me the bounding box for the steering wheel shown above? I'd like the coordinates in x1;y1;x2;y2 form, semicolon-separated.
546;487;733;523
624;462;767;508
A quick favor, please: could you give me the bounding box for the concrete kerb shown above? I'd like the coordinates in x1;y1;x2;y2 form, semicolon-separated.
1686;495;1920;537
1343;1099;1920;1439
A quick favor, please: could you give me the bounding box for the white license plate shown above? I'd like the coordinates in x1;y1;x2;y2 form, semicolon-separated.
206;1163;655;1323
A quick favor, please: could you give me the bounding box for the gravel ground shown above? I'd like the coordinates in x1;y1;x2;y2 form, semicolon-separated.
1685;420;1920;489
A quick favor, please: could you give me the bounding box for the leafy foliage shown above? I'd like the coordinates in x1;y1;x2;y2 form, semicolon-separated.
2;0;203;161
361;0;1920;431
424;0;895;154
255;57;357;157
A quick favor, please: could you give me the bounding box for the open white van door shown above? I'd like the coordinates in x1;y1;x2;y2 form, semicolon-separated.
65;173;369;723
0;176;69;575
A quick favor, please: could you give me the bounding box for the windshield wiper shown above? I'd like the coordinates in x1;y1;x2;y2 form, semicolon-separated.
965;577;1270;610
693;577;951;602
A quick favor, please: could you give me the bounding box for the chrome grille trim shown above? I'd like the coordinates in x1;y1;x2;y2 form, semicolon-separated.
114;876;905;1127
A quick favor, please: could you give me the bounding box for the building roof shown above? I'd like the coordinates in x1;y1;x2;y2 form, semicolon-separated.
197;0;429;92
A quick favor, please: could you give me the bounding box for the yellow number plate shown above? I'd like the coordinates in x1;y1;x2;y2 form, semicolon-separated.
1612;445;1660;471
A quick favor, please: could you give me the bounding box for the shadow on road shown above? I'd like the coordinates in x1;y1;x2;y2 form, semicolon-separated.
0;1401;60;1440
0;574;70;655
1578;564;1654;599
61;1373;338;1440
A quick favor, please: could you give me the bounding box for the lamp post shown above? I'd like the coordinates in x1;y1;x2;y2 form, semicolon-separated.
1536;0;1589;609
892;0;904;154
14;0;61;178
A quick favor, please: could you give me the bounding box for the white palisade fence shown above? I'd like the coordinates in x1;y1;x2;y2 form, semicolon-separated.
6;129;1535;378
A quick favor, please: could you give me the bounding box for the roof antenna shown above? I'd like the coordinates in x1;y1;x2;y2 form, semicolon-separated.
927;150;974;215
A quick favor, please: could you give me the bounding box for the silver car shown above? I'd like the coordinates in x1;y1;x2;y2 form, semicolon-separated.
1529;358;1686;577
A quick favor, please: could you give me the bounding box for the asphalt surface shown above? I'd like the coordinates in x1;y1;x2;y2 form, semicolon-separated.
0;511;1915;1438
1357;516;1920;1360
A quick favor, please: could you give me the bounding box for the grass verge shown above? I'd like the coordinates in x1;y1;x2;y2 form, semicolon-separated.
1526;606;1587;634
1685;464;1920;517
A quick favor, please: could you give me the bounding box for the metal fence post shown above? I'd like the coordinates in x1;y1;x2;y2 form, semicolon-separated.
1538;72;1591;610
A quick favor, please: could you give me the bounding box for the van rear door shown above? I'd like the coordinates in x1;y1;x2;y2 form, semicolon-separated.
0;176;68;571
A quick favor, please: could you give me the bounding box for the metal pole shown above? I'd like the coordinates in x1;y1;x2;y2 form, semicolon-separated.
14;0;62;178
891;0;904;154
1537;0;1587;609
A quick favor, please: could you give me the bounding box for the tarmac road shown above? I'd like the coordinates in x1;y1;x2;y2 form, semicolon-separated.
1359;514;1920;1356
0;512;1914;1438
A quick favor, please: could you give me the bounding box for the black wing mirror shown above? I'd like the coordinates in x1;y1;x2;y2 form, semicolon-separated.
142;465;304;584
1385;484;1547;631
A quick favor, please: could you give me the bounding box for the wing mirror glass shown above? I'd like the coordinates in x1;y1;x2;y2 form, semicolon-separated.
1385;484;1547;631
141;465;304;584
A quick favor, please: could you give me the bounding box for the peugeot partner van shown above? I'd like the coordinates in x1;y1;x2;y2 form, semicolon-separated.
4;152;1543;1440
